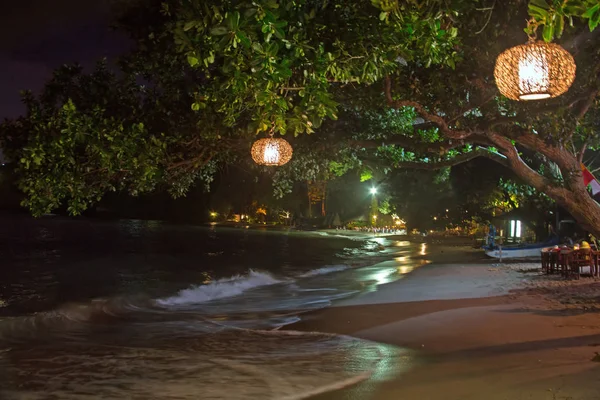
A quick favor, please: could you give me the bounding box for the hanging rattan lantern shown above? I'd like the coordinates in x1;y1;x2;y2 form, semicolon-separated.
494;40;576;101
251;137;293;166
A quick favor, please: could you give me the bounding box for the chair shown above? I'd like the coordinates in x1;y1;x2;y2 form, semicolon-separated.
591;250;600;278
559;250;572;278
541;251;549;274
569;248;593;279
548;251;559;274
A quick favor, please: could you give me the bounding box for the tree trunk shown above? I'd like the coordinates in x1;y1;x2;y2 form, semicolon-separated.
307;186;312;218
471;131;599;239
321;184;327;217
554;187;600;238
383;74;600;239
499;138;600;238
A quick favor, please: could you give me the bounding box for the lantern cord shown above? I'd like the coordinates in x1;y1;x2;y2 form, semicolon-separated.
525;19;538;41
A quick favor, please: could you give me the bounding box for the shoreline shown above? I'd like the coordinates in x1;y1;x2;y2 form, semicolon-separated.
285;243;600;400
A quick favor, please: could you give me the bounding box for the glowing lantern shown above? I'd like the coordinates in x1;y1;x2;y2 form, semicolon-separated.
494;40;576;101
251;137;293;166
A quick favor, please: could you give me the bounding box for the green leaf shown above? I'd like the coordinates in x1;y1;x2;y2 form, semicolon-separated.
236;31;252;48
583;4;600;19
191;102;200;111
528;5;549;19
542;24;554;42
360;168;373;182
529;0;550;9
447;58;455;70
207;51;215;64
187;55;199;67
183;21;196;31
590;16;599;31
244;8;257;18
210;26;229;36
556;15;564;37
252;42;263;53
226;11;240;31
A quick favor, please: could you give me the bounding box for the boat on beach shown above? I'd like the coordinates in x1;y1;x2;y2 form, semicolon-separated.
483;229;560;260
484;242;551;260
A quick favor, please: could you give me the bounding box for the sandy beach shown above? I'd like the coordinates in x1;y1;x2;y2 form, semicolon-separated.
287;240;600;400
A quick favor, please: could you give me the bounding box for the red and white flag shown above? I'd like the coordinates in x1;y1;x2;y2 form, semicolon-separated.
581;164;600;199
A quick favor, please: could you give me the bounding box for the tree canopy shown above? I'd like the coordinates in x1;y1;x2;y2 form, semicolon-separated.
1;0;600;235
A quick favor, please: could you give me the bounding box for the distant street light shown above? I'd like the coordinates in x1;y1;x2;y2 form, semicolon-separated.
370;187;377;195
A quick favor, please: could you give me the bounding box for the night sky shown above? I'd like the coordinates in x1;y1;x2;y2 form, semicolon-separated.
0;0;130;119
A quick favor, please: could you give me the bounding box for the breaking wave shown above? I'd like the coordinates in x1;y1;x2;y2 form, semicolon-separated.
156;270;283;306
299;265;350;277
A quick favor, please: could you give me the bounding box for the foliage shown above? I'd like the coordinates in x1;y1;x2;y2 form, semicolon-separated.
1;0;599;232
526;0;600;40
378;199;392;215
371;0;600;234
0;62;226;216
167;0;462;137
17;100;166;216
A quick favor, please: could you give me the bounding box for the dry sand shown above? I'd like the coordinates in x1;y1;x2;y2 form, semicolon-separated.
288;243;600;400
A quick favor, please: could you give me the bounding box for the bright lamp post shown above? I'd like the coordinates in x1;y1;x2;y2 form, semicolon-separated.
369;187;378;229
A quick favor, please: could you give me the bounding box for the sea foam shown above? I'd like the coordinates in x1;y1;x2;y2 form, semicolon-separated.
156;270;282;306
299;265;350;277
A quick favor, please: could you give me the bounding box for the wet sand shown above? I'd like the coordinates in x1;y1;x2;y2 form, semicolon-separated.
287;241;600;400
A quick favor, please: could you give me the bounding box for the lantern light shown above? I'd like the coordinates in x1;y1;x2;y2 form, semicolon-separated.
494;40;576;101
251;137;293;166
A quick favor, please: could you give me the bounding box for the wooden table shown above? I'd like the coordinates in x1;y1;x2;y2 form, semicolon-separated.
542;248;599;278
560;249;596;279
541;250;559;274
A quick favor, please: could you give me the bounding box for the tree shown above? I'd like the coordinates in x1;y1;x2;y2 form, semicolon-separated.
368;1;600;235
265;0;600;235
332;213;341;227
2;0;600;237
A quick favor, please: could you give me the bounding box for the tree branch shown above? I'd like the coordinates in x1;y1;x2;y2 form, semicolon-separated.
352;136;465;154
449;92;496;124
505;128;579;173
352;131;497;156
384;76;472;140
486;82;599;130
167;149;210;171
485;130;572;202
578;141;589;164
391;147;509;170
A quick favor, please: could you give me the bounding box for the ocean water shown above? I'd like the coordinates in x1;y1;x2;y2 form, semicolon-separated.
0;215;421;399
